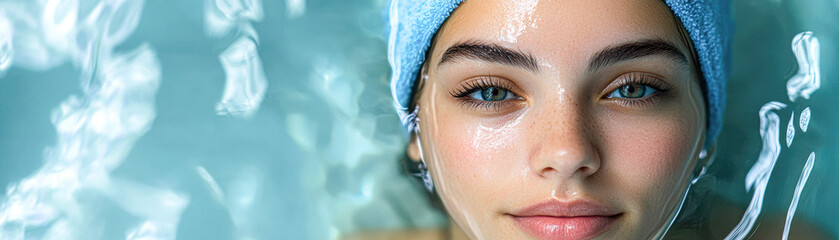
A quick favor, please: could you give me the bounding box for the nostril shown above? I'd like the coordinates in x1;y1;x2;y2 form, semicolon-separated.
577;165;595;176
539;167;557;177
539;164;596;178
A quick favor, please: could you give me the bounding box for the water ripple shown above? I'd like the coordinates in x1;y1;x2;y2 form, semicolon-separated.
0;1;189;239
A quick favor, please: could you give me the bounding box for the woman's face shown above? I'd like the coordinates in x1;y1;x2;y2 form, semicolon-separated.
409;0;707;239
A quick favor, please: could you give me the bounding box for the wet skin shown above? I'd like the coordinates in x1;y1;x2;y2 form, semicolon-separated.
407;0;708;239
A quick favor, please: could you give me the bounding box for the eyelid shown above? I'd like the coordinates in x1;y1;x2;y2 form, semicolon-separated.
450;76;524;98
600;72;672;98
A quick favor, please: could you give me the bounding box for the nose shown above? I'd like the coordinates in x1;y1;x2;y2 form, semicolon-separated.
531;108;601;180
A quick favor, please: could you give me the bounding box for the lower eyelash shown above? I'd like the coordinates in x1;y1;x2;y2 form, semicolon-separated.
612;90;669;107
457;98;516;112
607;73;673;107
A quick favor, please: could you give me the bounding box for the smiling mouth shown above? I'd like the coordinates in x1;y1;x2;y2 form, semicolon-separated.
508;200;622;240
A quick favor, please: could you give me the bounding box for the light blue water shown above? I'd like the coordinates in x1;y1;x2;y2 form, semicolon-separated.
0;0;836;239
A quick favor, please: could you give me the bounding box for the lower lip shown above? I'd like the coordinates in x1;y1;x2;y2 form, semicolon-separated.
511;214;618;240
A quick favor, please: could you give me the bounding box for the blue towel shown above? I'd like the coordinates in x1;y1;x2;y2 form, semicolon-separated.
385;0;732;148
384;0;464;111
664;0;733;148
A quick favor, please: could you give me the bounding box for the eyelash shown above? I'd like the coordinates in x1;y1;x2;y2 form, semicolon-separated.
450;76;520;111
605;72;673;108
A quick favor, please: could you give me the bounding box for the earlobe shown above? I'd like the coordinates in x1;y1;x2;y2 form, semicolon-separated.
690;141;718;183
699;141;717;168
408;133;422;163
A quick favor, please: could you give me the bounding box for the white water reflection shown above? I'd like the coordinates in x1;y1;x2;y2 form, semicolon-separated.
0;1;58;70
783;152;816;240
206;0;268;119
204;0;263;38
725;31;822;240
215;36;268;118
799;107;810;132
786;32;820;102
0;12;12;77
786;112;795;147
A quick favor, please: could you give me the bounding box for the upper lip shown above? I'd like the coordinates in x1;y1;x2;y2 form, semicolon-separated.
509;199;621;217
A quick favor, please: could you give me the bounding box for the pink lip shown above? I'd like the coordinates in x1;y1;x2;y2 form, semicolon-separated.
509;200;621;240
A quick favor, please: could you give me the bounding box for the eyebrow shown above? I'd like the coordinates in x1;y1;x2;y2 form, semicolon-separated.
437;39;688;73
438;41;539;71
588;39;688;72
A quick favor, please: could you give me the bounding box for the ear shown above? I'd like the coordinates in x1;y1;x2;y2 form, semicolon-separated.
407;132;422;163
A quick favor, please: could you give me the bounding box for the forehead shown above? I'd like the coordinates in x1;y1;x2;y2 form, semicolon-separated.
431;0;686;71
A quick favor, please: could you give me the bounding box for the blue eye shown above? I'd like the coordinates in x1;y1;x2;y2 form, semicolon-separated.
467;87;517;101
607;84;657;99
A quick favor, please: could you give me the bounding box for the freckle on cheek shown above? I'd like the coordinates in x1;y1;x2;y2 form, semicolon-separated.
617;121;694;185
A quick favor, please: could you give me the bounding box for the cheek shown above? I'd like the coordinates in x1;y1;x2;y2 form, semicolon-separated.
620;120;690;175
600;113;699;204
419;108;528;212
431;117;525;192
